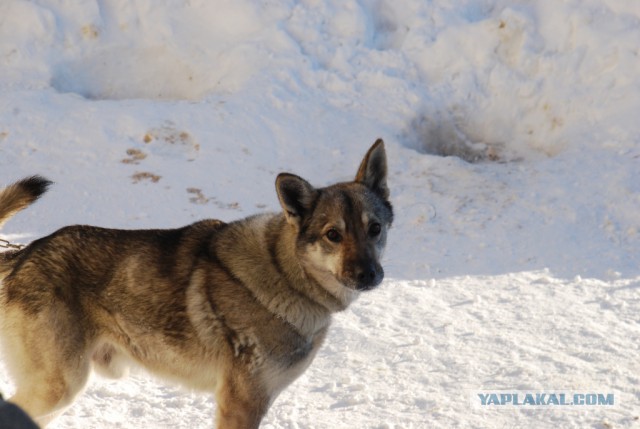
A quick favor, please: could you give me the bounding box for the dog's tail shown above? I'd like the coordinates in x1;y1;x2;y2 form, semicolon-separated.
0;175;51;229
0;176;51;279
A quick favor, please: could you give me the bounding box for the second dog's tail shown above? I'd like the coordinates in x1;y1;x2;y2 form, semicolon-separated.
0;175;51;228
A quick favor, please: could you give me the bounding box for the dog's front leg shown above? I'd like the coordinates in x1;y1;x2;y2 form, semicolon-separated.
215;371;271;429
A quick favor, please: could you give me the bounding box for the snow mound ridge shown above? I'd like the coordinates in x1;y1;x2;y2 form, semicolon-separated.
9;0;269;101
403;4;640;163
51;47;218;101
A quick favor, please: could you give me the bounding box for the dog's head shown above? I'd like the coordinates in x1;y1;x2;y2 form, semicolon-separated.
276;139;393;293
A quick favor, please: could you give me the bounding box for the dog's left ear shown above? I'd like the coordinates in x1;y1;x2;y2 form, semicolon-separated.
355;139;389;200
276;173;318;225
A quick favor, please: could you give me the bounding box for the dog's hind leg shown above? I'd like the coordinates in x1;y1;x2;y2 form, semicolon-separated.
9;375;88;428
1;308;92;427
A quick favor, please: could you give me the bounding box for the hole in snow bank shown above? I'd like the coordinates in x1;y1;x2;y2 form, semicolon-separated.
408;113;506;163
407;104;561;163
51;46;249;101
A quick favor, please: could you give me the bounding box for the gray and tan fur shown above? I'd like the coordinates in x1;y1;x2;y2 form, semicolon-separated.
0;140;393;428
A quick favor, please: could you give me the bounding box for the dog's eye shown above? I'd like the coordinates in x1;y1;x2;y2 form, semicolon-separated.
325;228;342;243
368;223;382;237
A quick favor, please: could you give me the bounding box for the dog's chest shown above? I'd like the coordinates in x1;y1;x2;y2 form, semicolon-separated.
260;326;328;395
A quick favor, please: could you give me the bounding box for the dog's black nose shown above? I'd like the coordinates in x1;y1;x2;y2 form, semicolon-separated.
355;262;382;291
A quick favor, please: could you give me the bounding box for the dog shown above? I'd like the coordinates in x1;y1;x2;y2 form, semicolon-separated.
0;140;393;428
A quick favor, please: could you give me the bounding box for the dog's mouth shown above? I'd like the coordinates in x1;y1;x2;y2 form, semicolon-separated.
354;274;383;291
356;277;382;291
301;253;384;292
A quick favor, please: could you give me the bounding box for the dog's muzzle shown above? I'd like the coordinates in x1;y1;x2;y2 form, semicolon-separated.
354;262;384;291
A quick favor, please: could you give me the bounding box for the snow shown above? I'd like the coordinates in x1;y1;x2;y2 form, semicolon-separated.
1;0;639;427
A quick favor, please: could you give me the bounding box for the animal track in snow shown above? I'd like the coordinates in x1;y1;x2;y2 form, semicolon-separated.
143;122;199;161
131;172;161;184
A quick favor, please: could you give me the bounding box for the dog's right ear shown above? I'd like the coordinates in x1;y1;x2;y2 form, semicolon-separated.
276;173;318;225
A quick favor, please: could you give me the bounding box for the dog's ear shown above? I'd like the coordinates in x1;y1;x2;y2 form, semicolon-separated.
355;139;389;200
276;173;318;225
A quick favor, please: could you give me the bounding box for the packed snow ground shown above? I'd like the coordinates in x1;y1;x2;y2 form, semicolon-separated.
1;0;639;428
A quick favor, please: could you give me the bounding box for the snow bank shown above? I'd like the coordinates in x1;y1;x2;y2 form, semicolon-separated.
5;0;639;160
2;0;277;100
1;0;639;427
